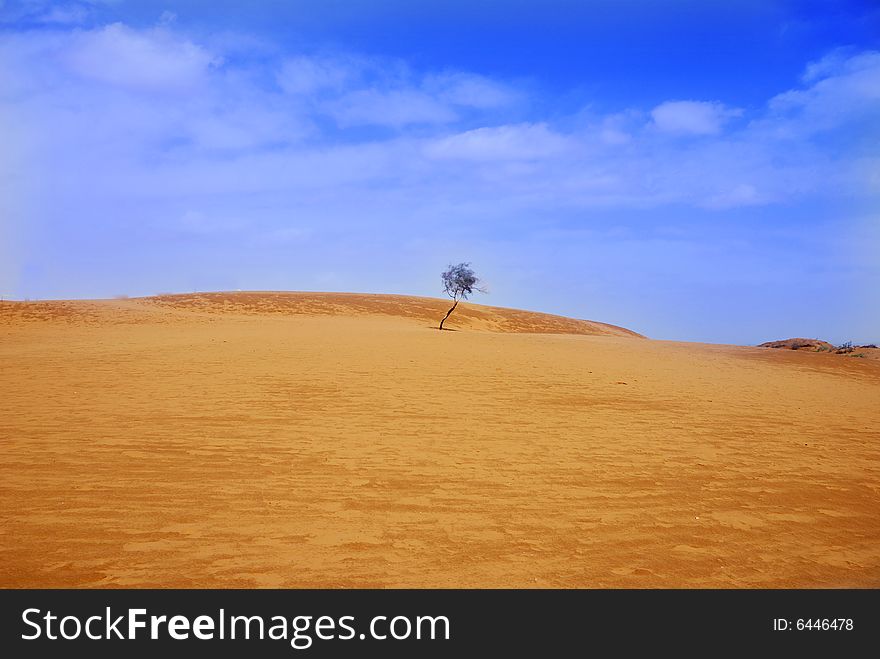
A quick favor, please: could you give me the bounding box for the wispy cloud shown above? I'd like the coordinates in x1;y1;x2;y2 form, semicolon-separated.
0;0;111;26
276;54;519;128
62;22;219;91
3;21;876;215
423;123;568;161
765;50;880;137
650;100;742;136
0;16;877;341
277;55;357;96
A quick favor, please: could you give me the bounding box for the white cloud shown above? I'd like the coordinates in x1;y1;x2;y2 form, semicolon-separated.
276;56;518;128
425;72;518;109
765;50;880;137
424;123;570;161
277;55;355;96
62;23;219;92
703;184;763;210
184;102;309;151
801;48;854;83
158;10;177;26
595;112;638;145
2;22;878;258
1;20;875;341
0;0;93;25
38;4;90;24
599;126;631;145
650;100;741;135
330;88;458;127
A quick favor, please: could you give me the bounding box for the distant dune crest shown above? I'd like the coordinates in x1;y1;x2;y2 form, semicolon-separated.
1;291;644;338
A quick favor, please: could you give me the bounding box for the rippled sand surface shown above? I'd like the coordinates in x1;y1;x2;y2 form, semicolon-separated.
1;293;877;587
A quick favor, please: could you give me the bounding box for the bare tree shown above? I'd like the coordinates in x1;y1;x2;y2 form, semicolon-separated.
439;262;485;330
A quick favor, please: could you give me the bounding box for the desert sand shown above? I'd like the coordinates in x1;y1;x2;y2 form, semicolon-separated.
1;292;878;588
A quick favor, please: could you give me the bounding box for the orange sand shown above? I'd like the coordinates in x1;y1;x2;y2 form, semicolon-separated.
1;292;878;587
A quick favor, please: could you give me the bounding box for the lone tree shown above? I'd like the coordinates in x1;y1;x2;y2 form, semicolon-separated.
439;262;484;330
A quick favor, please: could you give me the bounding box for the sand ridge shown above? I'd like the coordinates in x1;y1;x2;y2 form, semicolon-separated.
1;292;644;337
1;292;878;588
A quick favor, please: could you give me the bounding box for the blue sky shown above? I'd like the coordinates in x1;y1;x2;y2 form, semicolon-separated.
1;0;878;344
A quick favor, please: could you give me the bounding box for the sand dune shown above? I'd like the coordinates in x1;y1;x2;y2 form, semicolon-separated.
1;292;878;587
0;291;642;337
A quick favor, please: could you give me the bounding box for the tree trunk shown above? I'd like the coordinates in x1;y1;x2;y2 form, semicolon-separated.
439;299;459;330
